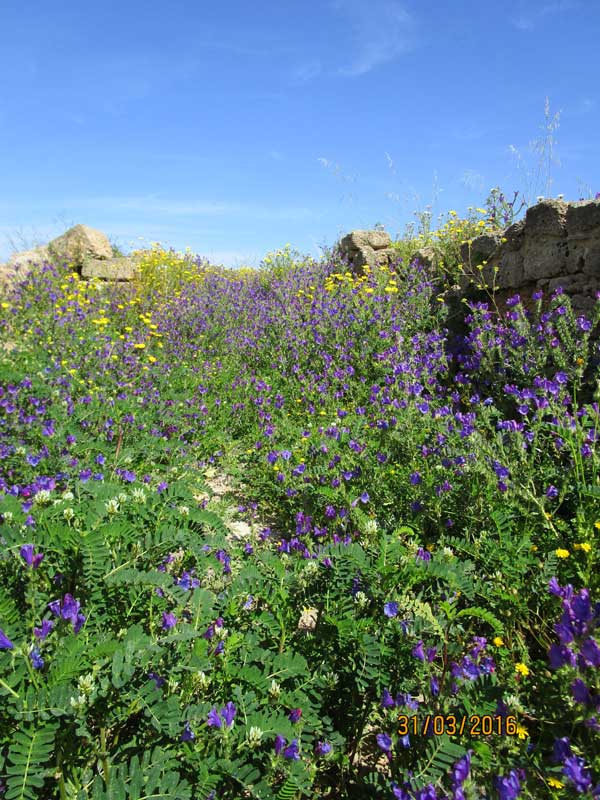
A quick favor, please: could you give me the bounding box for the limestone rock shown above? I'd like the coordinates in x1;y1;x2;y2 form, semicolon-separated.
525;199;568;237
339;229;396;273
460;232;503;270
410;246;438;273
8;245;50;268
0;246;50;288
81;256;137;281
341;230;392;251
48;224;113;267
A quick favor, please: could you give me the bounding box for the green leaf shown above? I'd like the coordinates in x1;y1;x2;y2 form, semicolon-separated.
5;723;57;800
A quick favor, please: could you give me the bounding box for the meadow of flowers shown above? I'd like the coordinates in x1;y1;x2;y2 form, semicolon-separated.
0;209;599;799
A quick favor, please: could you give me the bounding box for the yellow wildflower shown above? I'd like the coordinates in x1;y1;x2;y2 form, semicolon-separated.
574;542;591;553
555;548;570;559
515;663;530;677
493;637;504;647
547;778;564;789
516;725;529;740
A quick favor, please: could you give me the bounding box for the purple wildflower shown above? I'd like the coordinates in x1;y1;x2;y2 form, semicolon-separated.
30;648;44;669
162;612;177;630
148;671;166;688
384;602;398;618
412;640;425;661
221;702;237;727
207;707;222;728
571;678;592;705
33;619;54;640
376;733;392;752
381;688;395;708
553;737;572;763
19;544;44;569
181;722;195;742
495;769;523;800
452;751;472;785
562;756;592;793
283;739;300;760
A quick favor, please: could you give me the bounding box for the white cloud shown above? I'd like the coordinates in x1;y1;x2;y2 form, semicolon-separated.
331;0;415;76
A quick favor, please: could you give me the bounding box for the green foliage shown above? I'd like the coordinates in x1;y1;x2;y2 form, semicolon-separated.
5;724;57;800
1;205;599;798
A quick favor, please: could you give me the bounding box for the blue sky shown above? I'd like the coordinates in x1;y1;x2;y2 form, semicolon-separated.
1;0;598;266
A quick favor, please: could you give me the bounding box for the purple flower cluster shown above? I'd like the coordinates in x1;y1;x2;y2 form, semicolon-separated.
207;701;237;729
450;637;495;686
274;735;300;760
47;593;86;633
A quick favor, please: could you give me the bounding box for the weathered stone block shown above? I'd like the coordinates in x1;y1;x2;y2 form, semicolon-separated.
460;232;502;270
341;230;392;251
503;219;526;251
7;246;50;268
81;257;137;281
495;251;524;289
48;224;113;266
410;246;437;272
522;239;568;281
566;200;600;236
525;199;568;237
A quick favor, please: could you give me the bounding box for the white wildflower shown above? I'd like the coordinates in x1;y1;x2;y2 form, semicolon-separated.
269;679;281;700
196;671;210;690
132;488;146;503
105;498;120;514
33;490;51;506
353;591;369;609
247;726;263;747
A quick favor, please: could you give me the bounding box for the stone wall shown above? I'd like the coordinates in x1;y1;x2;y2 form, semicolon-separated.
458;198;600;315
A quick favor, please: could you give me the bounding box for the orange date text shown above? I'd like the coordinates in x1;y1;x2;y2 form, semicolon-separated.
397;714;518;737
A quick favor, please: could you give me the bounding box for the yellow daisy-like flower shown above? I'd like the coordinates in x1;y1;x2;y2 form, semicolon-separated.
493;637;504;647
548;777;564;789
594;521;600;530
516;725;529;740
555;548;570;559
134;343;146;349
574;542;592;553
515;662;530;677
